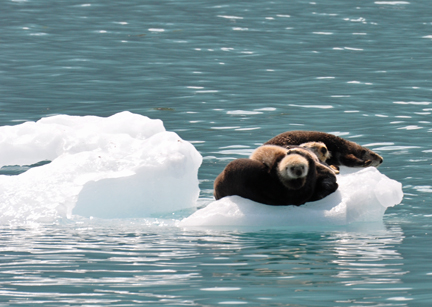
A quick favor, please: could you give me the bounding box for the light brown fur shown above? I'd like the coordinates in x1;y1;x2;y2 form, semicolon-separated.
277;153;309;189
249;145;289;169
300;141;330;163
250;145;311;190
216;145;338;205
299;142;339;174
283;147;339;200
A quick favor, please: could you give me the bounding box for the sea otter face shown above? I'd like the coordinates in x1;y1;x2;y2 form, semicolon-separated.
300;141;330;163
361;150;384;167
287;161;308;179
277;153;309;189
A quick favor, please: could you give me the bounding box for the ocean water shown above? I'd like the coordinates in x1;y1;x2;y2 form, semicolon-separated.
1;0;432;306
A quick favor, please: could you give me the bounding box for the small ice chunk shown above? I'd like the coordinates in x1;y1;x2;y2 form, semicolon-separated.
179;167;403;227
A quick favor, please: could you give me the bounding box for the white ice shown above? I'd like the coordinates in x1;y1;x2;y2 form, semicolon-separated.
179;167;404;227
0;112;404;227
0;111;202;224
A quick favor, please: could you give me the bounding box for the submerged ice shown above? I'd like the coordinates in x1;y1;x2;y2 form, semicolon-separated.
0;112;202;224
0;112;404;226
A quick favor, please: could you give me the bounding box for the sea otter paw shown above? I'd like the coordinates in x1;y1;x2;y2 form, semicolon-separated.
330;165;340;174
363;160;372;167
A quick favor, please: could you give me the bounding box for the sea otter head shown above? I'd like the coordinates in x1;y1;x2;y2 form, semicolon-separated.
360;149;384;167
300;141;331;163
277;152;309;190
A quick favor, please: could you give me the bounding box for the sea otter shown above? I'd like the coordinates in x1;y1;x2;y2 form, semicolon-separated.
249;145;338;202
215;147;318;206
265;131;383;168
299;141;339;174
249;144;291;171
214;145;338;206
300;141;330;163
284;146;338;201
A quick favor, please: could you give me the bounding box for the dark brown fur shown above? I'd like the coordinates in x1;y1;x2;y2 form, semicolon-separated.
286;147;338;202
214;157;316;206
265;131;383;168
214;147;338;206
311;161;339;201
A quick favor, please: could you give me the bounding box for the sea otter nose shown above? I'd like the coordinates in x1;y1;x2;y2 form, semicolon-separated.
374;154;383;165
289;165;306;178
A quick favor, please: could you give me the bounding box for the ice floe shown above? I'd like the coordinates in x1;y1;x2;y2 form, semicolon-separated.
179;167;403;227
0;111;202;224
0;112;403;227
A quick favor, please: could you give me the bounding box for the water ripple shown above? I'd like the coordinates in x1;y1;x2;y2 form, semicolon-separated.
2;0;432;304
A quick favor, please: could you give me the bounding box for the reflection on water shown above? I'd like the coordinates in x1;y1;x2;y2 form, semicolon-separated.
331;226;410;304
0;222;409;306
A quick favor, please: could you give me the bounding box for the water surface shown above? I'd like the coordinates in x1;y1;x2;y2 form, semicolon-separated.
1;0;432;305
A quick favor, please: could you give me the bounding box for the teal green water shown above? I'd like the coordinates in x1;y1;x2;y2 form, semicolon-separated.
1;0;432;305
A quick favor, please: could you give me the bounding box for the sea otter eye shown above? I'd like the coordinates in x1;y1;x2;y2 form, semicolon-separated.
361;149;366;156
321;148;327;154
